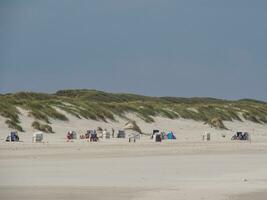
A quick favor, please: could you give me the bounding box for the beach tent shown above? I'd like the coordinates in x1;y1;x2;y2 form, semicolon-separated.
84;130;99;141
231;132;250;141
151;130;160;139
32;131;44;143
11;131;19;141
155;134;162;142
167;131;176;140
6;131;19;142
202;132;211;141
117;130;126;138
67;131;77;140
85;130;96;139
102;129;111;139
90;132;99;142
151;130;162;142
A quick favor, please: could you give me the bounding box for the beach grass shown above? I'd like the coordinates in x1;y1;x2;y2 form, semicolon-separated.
1;90;267;131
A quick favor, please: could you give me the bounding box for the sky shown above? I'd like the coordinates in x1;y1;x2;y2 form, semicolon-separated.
0;0;267;100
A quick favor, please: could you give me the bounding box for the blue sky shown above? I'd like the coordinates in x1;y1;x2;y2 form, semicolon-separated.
0;0;267;100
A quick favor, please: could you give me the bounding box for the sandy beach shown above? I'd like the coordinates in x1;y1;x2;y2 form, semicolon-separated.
1;140;267;200
1;109;267;200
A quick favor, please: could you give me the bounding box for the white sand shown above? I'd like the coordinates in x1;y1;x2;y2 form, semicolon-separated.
1;108;267;199
1;142;267;200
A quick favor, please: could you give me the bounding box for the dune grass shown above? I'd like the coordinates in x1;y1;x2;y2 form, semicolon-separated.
32;121;54;133
0;90;267;132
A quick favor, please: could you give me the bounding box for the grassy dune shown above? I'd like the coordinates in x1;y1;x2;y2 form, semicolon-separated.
1;89;267;132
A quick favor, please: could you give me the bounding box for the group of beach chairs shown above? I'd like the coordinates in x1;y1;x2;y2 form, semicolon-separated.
5;131;44;143
151;130;177;142
4;129;252;143
67;129;140;143
231;132;250;141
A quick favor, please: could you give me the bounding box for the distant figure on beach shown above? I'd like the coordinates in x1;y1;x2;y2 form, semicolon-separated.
112;128;115;138
202;132;206;141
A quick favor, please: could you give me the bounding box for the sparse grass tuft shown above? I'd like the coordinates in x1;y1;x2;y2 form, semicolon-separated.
31;121;54;133
5;119;24;132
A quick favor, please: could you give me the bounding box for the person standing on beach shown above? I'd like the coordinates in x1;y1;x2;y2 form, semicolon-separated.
112;128;115;138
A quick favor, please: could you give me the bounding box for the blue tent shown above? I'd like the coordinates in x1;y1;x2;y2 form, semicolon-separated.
167;132;176;140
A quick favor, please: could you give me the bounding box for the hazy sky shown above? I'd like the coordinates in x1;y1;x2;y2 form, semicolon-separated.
0;0;267;100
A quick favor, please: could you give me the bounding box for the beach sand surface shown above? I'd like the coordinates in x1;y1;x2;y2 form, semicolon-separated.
1;142;267;200
1;109;267;199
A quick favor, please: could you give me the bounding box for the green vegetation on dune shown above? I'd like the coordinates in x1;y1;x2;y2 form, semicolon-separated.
32;121;54;133
1;90;267;132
